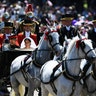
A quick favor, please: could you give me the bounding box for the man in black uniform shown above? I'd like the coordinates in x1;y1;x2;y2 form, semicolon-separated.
88;19;96;45
59;13;77;46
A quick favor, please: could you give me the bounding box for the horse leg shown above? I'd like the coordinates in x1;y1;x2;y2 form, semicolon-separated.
10;75;20;96
27;78;34;96
12;83;20;96
72;82;82;96
80;87;88;96
38;87;41;96
41;83;49;96
24;87;28;96
81;87;96;96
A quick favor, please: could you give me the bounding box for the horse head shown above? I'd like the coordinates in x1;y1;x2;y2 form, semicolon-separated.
76;34;96;63
44;28;62;56
35;27;62;65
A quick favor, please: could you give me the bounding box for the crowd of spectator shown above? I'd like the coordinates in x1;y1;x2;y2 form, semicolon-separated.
0;0;96;23
0;0;96;51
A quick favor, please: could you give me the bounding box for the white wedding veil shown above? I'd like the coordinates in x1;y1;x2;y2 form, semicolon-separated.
20;37;37;49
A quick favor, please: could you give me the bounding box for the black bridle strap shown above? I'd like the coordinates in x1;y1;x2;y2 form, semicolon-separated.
86;49;94;55
80;45;95;59
51;43;60;48
62;59;82;81
85;49;95;61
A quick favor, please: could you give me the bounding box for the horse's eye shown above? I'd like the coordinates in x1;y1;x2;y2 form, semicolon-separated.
48;35;52;42
80;42;85;49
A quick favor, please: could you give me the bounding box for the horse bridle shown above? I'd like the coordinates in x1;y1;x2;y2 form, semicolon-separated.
50;42;60;49
80;41;95;61
48;34;60;53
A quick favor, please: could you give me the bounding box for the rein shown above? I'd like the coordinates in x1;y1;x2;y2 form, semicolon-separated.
42;57;84;96
80;45;95;60
62;58;83;81
46;56;94;84
43;57;86;83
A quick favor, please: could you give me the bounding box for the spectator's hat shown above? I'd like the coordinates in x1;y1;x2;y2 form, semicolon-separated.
4;22;13;28
23;19;32;26
9;34;17;40
60;13;74;21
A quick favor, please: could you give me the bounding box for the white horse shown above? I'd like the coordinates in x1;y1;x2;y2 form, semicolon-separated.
10;30;62;96
40;34;96;96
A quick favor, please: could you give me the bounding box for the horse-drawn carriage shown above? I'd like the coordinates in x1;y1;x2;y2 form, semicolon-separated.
0;29;62;96
0;50;32;95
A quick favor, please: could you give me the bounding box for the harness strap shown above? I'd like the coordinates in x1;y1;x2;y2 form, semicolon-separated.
69;81;76;96
61;59;85;95
81;62;91;78
50;61;62;79
50;82;57;95
20;60;31;83
21;69;28;82
49;61;62;95
24;54;32;63
62;60;81;81
33;60;42;68
40;61;62;84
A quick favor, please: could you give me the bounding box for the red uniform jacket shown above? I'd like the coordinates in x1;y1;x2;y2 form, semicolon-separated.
17;32;37;46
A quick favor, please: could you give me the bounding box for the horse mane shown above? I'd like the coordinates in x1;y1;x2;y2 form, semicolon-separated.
37;34;45;48
64;36;79;58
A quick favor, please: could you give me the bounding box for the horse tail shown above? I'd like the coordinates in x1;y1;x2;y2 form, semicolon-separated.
10;84;25;96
